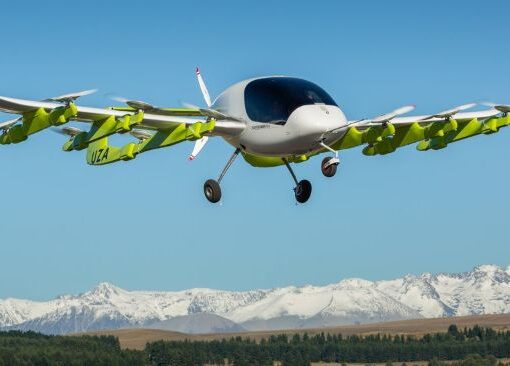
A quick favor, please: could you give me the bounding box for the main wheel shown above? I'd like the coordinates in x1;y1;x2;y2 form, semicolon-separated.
204;179;222;203
294;179;312;203
321;157;338;178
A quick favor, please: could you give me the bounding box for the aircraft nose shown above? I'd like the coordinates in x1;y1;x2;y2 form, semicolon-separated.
288;105;347;138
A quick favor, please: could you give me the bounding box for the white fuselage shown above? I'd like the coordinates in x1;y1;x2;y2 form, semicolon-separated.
211;77;348;157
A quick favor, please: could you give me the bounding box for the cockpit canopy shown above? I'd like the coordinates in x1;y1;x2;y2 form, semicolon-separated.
244;77;337;124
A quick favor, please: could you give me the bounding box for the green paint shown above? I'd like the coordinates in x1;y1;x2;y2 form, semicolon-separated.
0;104;77;145
339;115;510;156
241;153;310;167
69;111;145;151
85;120;215;166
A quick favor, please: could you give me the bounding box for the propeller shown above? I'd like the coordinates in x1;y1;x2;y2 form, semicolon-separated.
370;105;416;124
196;67;212;107
420;103;476;121
109;95;156;111
182;102;238;121
52;125;152;142
129;129;153;141
45;89;97;104
188;67;212;161
52;126;84;137
0;116;21;131
481;102;510;114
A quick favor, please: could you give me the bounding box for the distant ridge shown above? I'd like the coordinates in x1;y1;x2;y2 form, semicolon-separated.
1;264;510;335
84;313;510;350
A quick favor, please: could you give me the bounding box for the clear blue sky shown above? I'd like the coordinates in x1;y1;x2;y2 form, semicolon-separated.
1;0;509;300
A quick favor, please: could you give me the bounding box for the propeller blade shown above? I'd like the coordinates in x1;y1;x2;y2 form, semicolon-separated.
110;95;129;104
196;67;212;107
0;117;21;131
46;89;97;103
188;136;209;161
493;105;510;113
482;102;510;114
371;104;416;123
190;69;240;121
182;102;241;121
420;103;476;121
110;95;155;111
52;126;84;137
126;100;155;111
182;102;200;110
129;129;153;141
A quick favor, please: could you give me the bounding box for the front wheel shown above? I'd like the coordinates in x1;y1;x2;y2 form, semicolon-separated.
204;179;222;203
321;157;338;177
294;179;312;203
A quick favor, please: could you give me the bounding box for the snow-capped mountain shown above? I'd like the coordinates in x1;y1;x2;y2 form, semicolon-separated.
1;264;510;335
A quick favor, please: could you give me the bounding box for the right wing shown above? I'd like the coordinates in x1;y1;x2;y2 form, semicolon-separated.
327;104;507;156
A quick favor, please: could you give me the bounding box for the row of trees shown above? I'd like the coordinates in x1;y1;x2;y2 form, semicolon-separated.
0;325;509;365
146;325;510;366
0;331;146;366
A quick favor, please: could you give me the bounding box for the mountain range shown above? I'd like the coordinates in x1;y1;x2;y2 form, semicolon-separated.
1;264;509;335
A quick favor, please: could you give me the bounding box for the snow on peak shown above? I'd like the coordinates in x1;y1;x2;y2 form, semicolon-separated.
91;282;122;294
473;264;500;274
333;278;374;289
83;282;125;302
1;264;510;335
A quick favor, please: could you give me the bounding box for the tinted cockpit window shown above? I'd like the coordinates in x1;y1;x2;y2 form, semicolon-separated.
244;77;337;124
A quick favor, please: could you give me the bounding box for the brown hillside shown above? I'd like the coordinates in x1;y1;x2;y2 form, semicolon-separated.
81;313;510;350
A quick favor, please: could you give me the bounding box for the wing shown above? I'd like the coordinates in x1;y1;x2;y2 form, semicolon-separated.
109;105;204;117
327;104;507;156
0;94;245;166
0;96;246;132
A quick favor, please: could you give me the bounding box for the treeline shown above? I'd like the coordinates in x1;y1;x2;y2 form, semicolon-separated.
0;330;146;366
146;325;510;366
1;325;510;365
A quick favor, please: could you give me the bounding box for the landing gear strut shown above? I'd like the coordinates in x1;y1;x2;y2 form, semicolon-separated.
283;158;312;203
204;148;241;203
320;141;340;178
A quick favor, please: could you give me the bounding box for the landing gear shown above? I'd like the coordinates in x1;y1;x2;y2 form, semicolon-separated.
295;179;312;203
321;157;338;177
204;179;221;203
320;141;340;178
204;148;241;203
283;158;312;203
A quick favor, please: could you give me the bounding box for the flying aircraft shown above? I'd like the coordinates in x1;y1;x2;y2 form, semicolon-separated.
0;68;509;203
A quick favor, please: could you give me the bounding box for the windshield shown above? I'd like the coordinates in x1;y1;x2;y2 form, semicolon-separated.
244;77;337;124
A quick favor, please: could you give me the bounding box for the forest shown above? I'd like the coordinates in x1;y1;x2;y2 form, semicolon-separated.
0;331;145;366
1;325;510;365
146;325;510;365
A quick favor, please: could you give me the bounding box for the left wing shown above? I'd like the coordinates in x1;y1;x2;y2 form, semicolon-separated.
0;93;245;166
327;104;507;156
0;95;222;130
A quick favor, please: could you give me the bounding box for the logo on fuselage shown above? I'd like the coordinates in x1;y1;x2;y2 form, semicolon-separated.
251;125;271;130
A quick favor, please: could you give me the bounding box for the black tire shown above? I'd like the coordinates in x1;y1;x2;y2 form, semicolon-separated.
204;179;222;203
294;179;312;203
321;157;338;178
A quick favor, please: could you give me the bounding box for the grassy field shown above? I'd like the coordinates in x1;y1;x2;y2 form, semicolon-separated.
82;313;510;350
